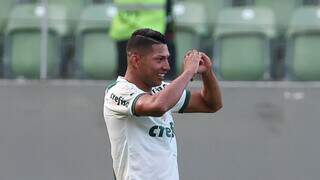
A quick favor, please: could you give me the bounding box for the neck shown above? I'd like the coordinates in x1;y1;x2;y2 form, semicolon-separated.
124;69;152;92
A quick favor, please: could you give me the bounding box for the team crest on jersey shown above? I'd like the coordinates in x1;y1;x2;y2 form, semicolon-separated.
110;93;129;107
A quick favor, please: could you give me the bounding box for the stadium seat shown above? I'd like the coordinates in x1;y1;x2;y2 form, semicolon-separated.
255;0;298;33
214;7;276;80
75;4;117;79
231;0;253;6
173;1;208;73
4;4;69;78
182;0;225;29
48;0;89;33
303;0;320;6
0;0;14;33
0;0;15;77
286;7;320;80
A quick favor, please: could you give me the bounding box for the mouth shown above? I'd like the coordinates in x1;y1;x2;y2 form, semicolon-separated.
158;73;166;80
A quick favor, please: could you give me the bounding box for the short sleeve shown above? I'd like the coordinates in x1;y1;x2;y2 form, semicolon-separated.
171;90;191;113
104;82;145;116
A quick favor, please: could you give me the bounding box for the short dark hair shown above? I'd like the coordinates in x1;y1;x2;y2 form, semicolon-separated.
126;28;167;53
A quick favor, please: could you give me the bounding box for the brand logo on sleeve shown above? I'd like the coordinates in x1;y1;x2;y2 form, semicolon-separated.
110;93;129;107
151;83;167;94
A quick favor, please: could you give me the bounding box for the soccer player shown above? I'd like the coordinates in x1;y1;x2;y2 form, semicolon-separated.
103;28;222;180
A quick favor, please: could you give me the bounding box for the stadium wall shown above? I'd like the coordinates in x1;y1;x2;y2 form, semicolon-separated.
0;80;319;180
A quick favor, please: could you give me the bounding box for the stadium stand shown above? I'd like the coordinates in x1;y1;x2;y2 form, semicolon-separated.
75;3;117;79
303;0;320;6
1;0;320;81
0;0;15;77
47;0;89;33
17;0;39;3
3;4;69;78
173;1;208;73
231;0;254;6
46;0;90;77
286;6;320;80
254;0;298;34
254;0;300;80
0;0;14;33
181;0;227;57
182;0;225;30
213;7;276;80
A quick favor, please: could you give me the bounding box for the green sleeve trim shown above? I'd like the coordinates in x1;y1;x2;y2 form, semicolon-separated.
106;81;117;91
179;90;191;113
131;93;146;116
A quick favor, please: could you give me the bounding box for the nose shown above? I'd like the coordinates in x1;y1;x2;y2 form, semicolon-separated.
163;59;170;71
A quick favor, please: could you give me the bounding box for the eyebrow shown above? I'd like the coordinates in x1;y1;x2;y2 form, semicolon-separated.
153;54;170;59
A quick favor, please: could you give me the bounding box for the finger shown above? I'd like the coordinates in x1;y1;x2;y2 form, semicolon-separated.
191;54;201;64
199;59;204;65
185;50;194;57
200;52;211;62
195;53;202;63
189;49;198;56
184;52;190;58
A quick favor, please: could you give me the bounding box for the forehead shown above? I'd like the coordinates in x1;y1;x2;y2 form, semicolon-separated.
149;44;169;56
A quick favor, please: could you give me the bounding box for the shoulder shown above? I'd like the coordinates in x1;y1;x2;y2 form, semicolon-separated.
106;80;140;95
104;79;145;115
105;79;144;102
105;80;118;91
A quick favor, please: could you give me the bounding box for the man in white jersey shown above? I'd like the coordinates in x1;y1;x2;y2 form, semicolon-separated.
104;28;222;180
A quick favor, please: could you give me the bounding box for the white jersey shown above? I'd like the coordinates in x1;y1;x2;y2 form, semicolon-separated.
103;76;190;180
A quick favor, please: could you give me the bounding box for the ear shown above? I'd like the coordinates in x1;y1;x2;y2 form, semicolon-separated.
130;52;142;69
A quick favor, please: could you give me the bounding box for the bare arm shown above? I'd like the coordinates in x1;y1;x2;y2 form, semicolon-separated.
134;51;201;117
185;53;223;113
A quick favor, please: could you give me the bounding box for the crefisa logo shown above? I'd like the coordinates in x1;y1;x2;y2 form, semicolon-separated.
110;93;129;107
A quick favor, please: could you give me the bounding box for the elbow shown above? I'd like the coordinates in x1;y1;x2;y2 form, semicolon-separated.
208;101;223;113
213;103;223;113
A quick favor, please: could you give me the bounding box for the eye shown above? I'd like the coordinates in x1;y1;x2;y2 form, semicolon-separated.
154;55;169;63
155;57;164;63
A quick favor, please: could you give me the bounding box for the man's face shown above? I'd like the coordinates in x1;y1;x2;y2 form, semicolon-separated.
139;44;170;87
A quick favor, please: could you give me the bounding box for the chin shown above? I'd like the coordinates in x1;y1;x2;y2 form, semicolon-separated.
151;82;161;87
155;81;162;86
150;79;162;87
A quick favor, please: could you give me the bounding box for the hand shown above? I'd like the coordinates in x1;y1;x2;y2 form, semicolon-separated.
197;52;213;74
183;50;202;75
